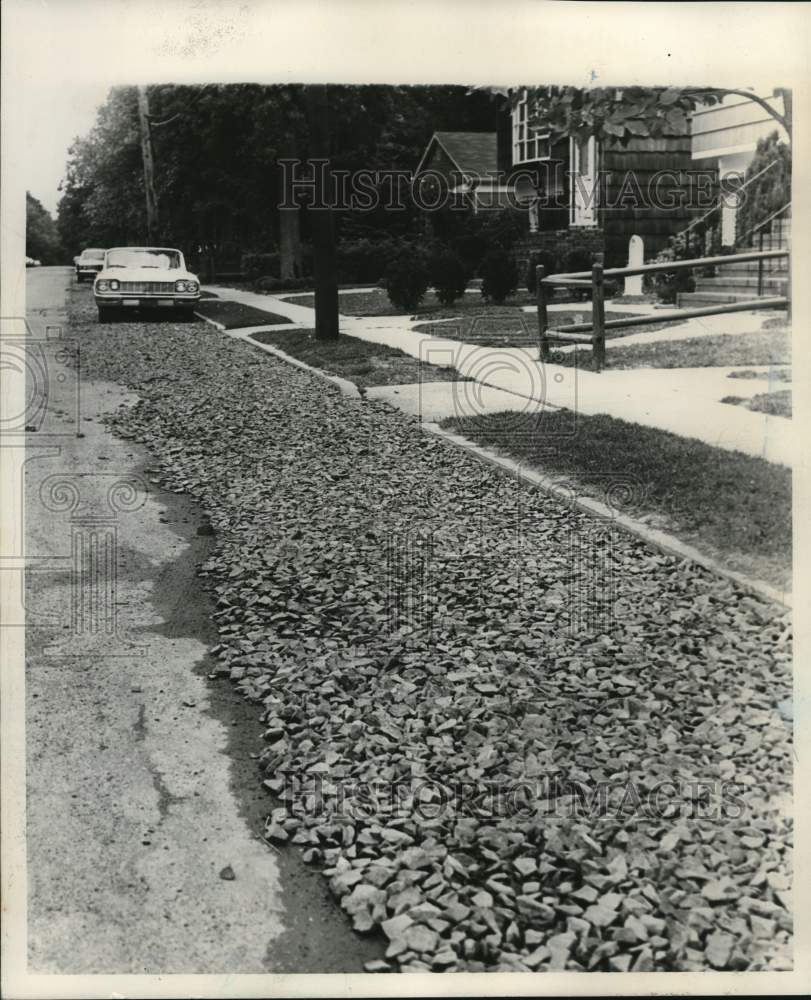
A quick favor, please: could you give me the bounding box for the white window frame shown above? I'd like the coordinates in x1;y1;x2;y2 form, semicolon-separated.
570;135;599;227
512;91;552;164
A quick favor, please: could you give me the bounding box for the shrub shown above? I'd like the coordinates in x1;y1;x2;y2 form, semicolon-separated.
382;246;430;312
735;131;791;247
649;231;698;304
563;249;606;302
479;249;519;304
525;250;560;294
242;252;280;279
429;248;469;306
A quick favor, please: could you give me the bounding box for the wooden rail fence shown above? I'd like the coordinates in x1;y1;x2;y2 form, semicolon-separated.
536;248;790;372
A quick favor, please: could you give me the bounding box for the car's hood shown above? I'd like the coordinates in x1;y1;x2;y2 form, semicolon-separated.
96;267;199;283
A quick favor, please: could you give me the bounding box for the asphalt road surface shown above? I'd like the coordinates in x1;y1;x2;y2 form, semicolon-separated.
21;267;379;974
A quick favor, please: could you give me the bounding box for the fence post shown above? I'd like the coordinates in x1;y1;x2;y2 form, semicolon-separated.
757;230;764;296
536;265;549;362
592;260;605;372
624;236;644;296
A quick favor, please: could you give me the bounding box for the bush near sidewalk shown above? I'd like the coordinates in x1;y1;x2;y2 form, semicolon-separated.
441;407;791;588
382;246;431;312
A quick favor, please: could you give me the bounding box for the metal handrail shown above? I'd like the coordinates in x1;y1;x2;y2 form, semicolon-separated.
737;201;792;247
680;157;783;236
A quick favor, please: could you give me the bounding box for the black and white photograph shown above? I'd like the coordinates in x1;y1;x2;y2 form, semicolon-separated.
1;1;808;996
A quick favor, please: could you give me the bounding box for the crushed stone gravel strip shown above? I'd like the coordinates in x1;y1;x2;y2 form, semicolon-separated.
69;295;793;974
421;424;791;611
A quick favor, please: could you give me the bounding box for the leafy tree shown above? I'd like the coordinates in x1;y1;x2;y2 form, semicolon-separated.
57;83;499;272
734;131;791;245
26;193;62;263
511;85;792;145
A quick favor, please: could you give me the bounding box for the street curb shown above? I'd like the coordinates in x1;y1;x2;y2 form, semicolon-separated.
240;331;362;399
193;310;361;398
194;310;226;331
422;422;792;610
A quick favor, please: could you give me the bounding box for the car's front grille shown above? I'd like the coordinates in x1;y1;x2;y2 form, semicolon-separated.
118;281;177;294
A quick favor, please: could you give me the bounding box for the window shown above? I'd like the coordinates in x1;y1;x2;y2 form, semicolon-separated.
570;136;598;227
512;91;551;164
106;249;182;270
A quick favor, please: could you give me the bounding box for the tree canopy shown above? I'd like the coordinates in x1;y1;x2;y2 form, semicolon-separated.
26;193;62;263
501;85;792;146
56;83;499;265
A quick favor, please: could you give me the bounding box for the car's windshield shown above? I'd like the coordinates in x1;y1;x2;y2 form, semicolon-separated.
106;249;182;270
83;249;105;260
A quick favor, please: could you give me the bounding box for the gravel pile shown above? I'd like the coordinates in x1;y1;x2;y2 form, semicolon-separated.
72;299;793;972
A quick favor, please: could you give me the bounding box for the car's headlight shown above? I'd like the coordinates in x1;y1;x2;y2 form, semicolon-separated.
186;281;199;293
175;280;187;292
109;279;120;291
96;280;109;291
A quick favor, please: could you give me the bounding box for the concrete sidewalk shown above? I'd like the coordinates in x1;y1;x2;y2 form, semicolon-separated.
204;284;793;467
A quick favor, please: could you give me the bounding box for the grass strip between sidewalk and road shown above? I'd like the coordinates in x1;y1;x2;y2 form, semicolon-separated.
195;299;293;329
553;328;791;371
250;327;467;389
440;408;791;589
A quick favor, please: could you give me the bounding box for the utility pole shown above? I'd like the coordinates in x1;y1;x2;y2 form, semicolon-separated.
305;85;339;340
136;86;159;243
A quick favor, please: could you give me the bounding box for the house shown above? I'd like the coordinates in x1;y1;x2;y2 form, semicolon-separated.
690;91;790;245
413;131;502;212
677;91;791;308
415;90;712;271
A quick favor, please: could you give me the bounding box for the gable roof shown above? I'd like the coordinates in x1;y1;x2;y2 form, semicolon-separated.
415;131;498;178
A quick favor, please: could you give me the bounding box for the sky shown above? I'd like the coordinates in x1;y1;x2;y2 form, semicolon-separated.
24;81;112;214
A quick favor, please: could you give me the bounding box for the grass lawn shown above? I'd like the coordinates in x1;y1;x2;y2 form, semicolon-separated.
195;299;292;329
441;408;791;589
412;307;667;348
727;367;792;382
554;328;792;371
250;328;467;389
281;287;538;317
723;389;792;419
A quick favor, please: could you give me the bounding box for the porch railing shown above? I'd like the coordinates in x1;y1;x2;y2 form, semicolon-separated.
536;247;790;372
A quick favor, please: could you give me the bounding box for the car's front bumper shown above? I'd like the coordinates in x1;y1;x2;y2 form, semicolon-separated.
78;266;103;276
94;294;201;310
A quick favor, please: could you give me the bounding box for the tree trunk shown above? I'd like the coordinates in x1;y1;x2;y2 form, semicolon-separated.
306;85;339;339
136;86;159;243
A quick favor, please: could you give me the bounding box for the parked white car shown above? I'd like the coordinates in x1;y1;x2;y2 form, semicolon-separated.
75;247;106;282
93;246;201;322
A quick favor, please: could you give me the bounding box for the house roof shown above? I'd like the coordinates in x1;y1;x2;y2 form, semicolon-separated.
416;131;498;178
